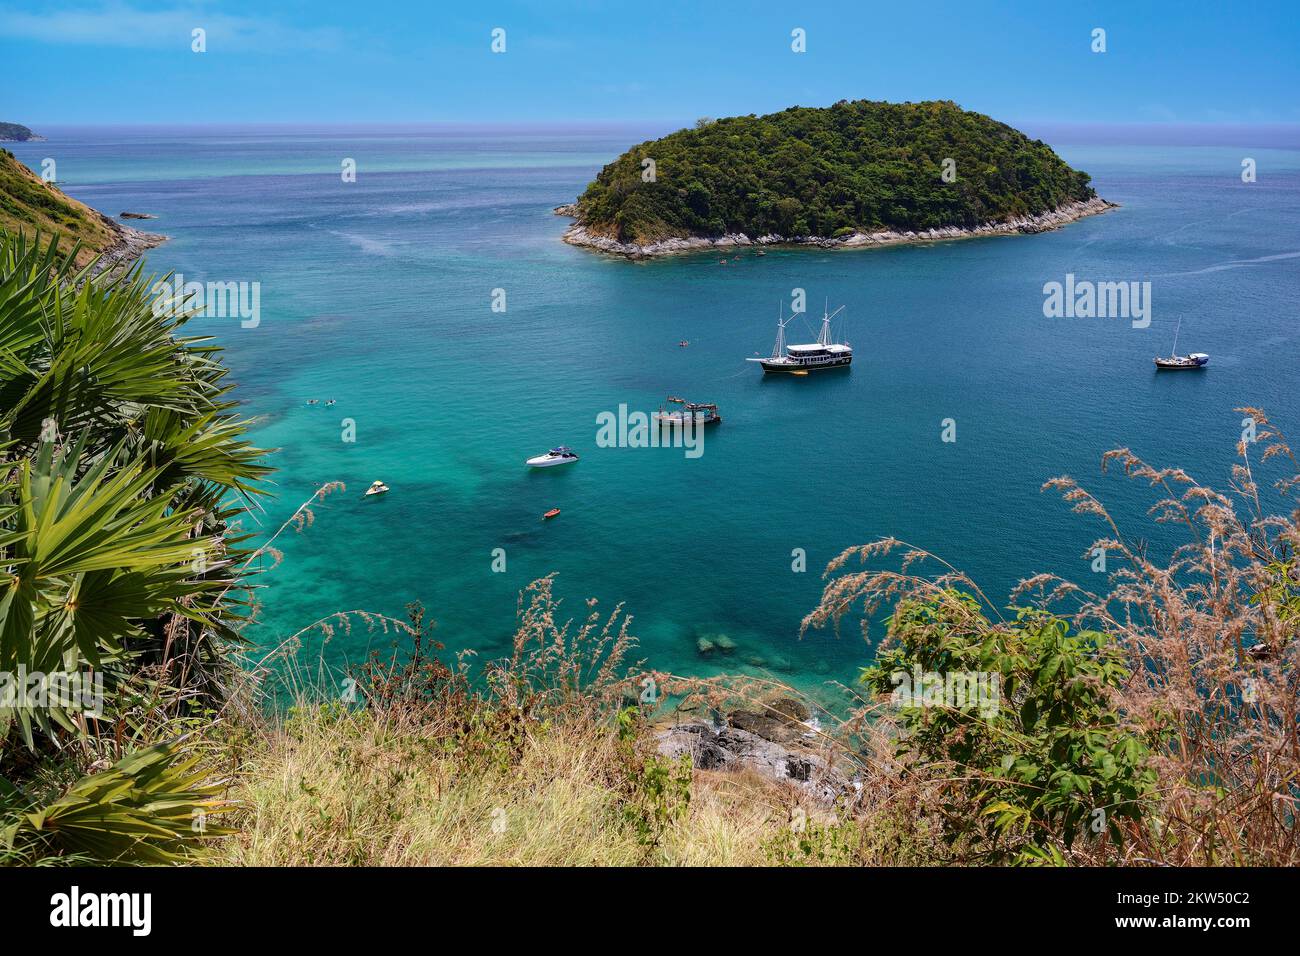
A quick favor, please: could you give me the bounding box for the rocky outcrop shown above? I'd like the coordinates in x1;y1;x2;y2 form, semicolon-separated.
655;698;851;804
87;213;166;280
727;709;806;745
556;196;1117;259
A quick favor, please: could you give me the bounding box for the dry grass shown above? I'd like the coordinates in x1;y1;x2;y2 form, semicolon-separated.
215;703;822;867
214;568;848;867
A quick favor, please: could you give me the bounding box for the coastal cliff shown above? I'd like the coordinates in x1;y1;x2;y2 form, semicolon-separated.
560;99;1115;258
0;147;164;272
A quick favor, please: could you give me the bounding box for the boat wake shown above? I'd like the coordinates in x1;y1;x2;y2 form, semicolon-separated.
1155;249;1300;278
309;222;400;257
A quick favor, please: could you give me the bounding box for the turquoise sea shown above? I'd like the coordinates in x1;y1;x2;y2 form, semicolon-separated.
11;125;1300;699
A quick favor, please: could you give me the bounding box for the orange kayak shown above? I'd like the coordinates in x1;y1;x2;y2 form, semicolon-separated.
542;508;561;520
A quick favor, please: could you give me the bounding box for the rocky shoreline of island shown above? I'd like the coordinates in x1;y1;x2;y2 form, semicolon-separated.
555;196;1117;259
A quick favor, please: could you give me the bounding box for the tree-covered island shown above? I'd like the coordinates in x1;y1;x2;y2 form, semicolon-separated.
559;100;1114;256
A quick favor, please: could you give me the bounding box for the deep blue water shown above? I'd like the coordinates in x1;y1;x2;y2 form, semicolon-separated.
11;126;1299;699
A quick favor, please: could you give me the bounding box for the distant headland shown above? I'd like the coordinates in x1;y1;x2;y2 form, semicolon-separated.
557;100;1116;258
0;122;45;142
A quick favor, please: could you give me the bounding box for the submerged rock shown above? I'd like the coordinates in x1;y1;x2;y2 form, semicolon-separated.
769;697;811;723
695;632;736;655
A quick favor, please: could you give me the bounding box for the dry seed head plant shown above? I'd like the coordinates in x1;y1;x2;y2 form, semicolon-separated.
800;407;1299;865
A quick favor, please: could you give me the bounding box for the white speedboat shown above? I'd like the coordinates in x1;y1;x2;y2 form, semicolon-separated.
525;446;579;468
365;480;390;496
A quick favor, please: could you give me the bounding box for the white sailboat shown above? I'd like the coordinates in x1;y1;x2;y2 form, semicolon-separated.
1154;316;1209;370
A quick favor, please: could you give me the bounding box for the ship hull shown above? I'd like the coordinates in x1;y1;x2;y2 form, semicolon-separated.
757;355;852;373
654;416;722;426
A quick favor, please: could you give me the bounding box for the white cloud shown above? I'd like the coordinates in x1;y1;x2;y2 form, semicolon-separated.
0;1;343;52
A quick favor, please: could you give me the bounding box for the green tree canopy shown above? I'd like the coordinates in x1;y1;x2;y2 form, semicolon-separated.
575;100;1097;243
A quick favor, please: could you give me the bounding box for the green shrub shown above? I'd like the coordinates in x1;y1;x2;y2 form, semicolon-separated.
861;594;1160;864
615;707;691;855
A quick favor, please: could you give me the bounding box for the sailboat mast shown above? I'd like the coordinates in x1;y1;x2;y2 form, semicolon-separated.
820;298;831;347
773;302;786;359
1172;316;1181;355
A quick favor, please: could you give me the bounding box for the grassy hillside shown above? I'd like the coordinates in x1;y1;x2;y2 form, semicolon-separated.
575;100;1098;243
216;704;861;867
0;147;117;266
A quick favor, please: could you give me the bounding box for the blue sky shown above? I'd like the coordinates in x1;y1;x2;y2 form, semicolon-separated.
2;0;1298;126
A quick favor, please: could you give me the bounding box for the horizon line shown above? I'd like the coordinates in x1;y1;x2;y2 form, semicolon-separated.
17;119;1300;130
12;119;1300;150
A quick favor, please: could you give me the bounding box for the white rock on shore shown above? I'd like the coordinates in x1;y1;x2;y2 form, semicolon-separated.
556;196;1117;259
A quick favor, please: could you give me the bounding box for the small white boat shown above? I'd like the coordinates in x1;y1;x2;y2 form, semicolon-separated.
526;446;579;468
1154;316;1209;370
364;480;390;496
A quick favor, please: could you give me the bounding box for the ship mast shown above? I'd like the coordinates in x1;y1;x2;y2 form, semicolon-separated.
818;300;846;347
772;302;788;359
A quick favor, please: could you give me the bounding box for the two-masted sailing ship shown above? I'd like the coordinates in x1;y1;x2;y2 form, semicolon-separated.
747;302;852;373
